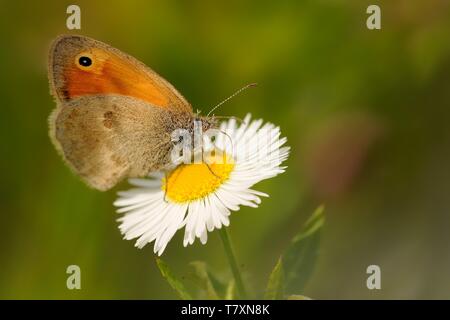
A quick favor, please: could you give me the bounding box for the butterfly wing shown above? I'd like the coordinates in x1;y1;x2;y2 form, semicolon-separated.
48;35;195;190
48;34;192;113
49;95;176;191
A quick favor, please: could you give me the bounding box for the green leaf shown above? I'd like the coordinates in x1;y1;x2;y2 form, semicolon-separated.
189;261;220;299
283;205;325;294
264;257;285;300
156;258;192;300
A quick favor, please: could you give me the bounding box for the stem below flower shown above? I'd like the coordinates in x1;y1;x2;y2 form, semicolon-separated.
219;228;248;299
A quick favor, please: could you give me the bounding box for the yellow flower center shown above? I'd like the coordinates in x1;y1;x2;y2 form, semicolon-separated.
162;153;235;203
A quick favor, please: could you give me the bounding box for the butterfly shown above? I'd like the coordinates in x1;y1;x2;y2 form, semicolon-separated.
48;35;218;191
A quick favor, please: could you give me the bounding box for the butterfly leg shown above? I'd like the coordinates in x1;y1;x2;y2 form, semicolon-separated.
202;146;220;178
205;162;219;178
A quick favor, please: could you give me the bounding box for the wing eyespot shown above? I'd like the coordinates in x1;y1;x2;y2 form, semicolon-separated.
75;52;94;70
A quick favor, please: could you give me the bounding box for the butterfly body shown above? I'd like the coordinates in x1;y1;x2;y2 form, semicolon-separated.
48;35;216;190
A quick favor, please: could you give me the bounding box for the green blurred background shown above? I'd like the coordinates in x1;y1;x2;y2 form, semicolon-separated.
1;0;450;299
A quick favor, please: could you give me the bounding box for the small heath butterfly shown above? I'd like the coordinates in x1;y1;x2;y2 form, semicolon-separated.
48;35;218;191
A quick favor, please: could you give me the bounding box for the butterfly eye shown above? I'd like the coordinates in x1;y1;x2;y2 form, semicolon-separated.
75;53;94;69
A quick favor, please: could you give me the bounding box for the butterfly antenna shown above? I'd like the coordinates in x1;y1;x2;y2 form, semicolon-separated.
206;83;257;117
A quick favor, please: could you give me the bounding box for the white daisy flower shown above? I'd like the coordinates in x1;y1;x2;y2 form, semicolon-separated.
114;114;290;255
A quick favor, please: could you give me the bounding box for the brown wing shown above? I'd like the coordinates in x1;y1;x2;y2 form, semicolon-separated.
48;34;192;113
49;95;175;191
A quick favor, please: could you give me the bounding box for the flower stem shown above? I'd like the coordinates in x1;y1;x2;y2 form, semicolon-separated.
219;228;248;299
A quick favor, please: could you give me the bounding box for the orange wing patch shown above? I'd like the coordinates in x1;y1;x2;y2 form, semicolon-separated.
49;35;192;112
65;48;169;107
